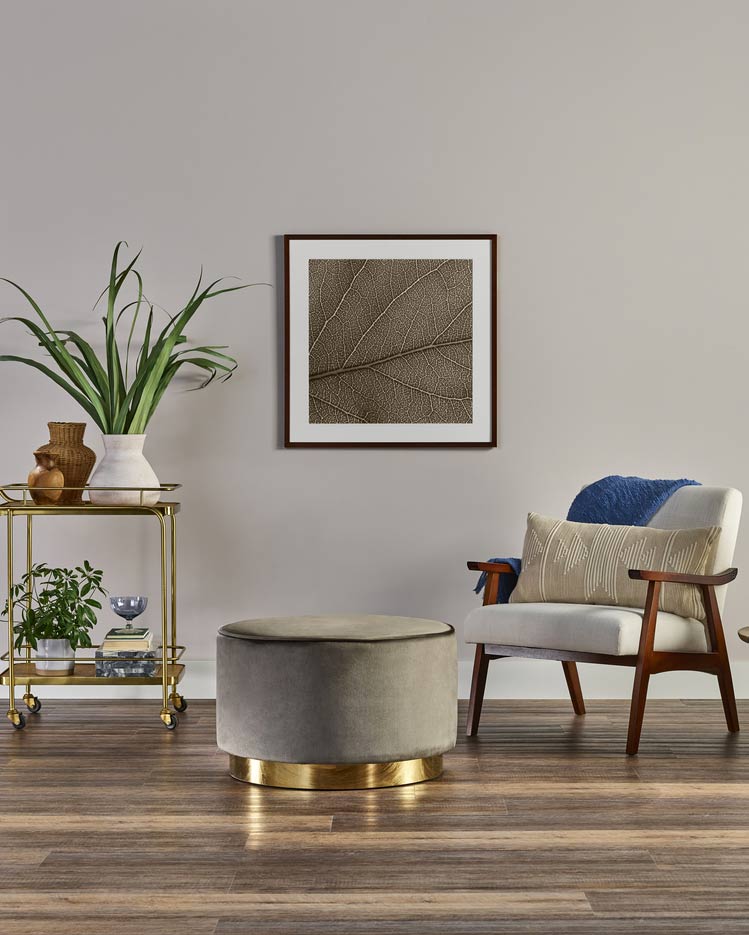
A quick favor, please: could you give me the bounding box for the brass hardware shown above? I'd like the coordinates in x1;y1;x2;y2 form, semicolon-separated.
6;708;23;728
25;516;32;703
0;482;181;503
7;503;15;717
170;692;188;713
1;484;184;728
1;663;185;687
160;709;178;730
228;755;444;790
22;693;41;713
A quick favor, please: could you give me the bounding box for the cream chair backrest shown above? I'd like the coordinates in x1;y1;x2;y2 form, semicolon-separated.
648;486;742;613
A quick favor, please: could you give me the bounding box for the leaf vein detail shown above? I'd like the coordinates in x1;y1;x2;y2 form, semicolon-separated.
309;338;471;382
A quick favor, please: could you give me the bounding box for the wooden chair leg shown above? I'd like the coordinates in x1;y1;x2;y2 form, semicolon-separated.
626;663;650;755
562;661;585;715
717;659;740;733
702;584;740;733
466;644;490;736
626;580;660;756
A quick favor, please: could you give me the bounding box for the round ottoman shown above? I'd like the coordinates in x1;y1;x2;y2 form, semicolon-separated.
216;615;457;789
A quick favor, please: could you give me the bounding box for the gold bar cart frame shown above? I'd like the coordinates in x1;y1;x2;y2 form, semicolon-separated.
0;483;186;730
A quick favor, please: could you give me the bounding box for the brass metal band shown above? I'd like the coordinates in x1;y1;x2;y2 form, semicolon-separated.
228;754;443;789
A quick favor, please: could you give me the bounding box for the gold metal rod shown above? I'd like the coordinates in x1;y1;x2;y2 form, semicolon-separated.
1;662;185;686
25;516;32;696
170;514;177;662
157;512;169;714
6;512;15;714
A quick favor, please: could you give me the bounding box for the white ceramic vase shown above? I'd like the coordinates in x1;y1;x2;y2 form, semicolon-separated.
89;435;160;506
35;638;75;675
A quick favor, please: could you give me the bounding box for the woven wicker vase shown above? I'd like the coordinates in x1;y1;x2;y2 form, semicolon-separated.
35;423;96;504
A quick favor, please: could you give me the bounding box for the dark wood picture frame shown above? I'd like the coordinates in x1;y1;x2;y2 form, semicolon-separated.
284;234;498;448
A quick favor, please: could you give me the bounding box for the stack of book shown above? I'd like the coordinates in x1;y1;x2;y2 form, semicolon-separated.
95;627;158;678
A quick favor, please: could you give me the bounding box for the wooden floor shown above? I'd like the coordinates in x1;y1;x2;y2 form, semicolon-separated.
2;699;749;933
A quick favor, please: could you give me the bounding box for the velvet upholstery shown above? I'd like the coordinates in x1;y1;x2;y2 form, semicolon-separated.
216;615;457;764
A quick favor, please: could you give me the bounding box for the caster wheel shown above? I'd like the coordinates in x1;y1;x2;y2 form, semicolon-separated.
9;712;26;730
24;695;42;714
162;713;178;730
172;694;188;713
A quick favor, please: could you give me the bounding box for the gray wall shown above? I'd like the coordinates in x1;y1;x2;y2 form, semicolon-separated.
2;0;748;697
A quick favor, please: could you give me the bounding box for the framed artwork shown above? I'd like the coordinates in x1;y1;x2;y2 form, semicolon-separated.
284;234;497;448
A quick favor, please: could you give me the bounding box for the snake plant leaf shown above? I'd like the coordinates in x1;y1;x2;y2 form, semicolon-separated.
0;316;108;427
57;331;110;386
0;286;101;396
123;270;144;384
176;345;237;364
136;306;154;374
0;355;105;427
105;243;141;414
1;244;259;433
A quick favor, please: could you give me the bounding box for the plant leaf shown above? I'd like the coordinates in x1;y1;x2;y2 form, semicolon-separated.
0;355;105;426
307;258;473;425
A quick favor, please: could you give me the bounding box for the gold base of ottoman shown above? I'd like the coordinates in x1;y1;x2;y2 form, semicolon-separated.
228;754;443;789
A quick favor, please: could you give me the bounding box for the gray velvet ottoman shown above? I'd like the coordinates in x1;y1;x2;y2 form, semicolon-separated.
216;615;457;789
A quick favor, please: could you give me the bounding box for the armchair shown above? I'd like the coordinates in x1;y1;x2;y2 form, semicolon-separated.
465;486;742;754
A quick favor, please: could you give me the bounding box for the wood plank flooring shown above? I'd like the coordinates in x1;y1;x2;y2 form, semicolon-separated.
1;698;749;933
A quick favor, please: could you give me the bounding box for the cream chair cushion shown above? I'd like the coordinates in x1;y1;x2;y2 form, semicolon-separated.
464;602;708;656
646;486;742;613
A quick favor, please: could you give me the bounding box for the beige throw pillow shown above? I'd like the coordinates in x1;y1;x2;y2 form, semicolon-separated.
509;513;721;621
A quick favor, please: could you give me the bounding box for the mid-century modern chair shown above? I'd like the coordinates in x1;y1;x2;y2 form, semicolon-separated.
465;486;742;754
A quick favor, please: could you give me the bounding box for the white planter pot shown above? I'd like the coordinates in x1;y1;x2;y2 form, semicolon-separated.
89;435;160;506
35;638;75;675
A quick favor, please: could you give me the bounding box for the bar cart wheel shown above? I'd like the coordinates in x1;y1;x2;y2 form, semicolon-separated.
7;709;26;729
161;710;178;730
171;693;188;713
23;693;41;713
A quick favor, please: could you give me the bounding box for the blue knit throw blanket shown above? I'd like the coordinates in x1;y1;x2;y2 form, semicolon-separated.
474;475;699;601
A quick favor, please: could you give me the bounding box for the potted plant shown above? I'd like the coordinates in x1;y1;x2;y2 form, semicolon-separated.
2;561;107;675
1;243;260;505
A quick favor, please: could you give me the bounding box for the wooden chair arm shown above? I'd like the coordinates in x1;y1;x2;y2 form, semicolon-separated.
467;561;518;575
628;567;738;586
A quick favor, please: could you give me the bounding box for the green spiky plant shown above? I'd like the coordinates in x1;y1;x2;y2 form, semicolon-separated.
0;243;251;433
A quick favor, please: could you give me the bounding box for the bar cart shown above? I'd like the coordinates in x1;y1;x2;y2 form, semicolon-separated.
0;483;187;730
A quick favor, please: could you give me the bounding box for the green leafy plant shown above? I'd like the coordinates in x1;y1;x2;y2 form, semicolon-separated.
2;561;107;652
0;242;254;433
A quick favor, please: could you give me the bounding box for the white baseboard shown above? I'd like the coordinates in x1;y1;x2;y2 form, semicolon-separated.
23;658;749;700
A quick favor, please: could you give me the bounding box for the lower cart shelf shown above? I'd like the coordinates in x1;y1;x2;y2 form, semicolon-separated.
1;663;185;687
